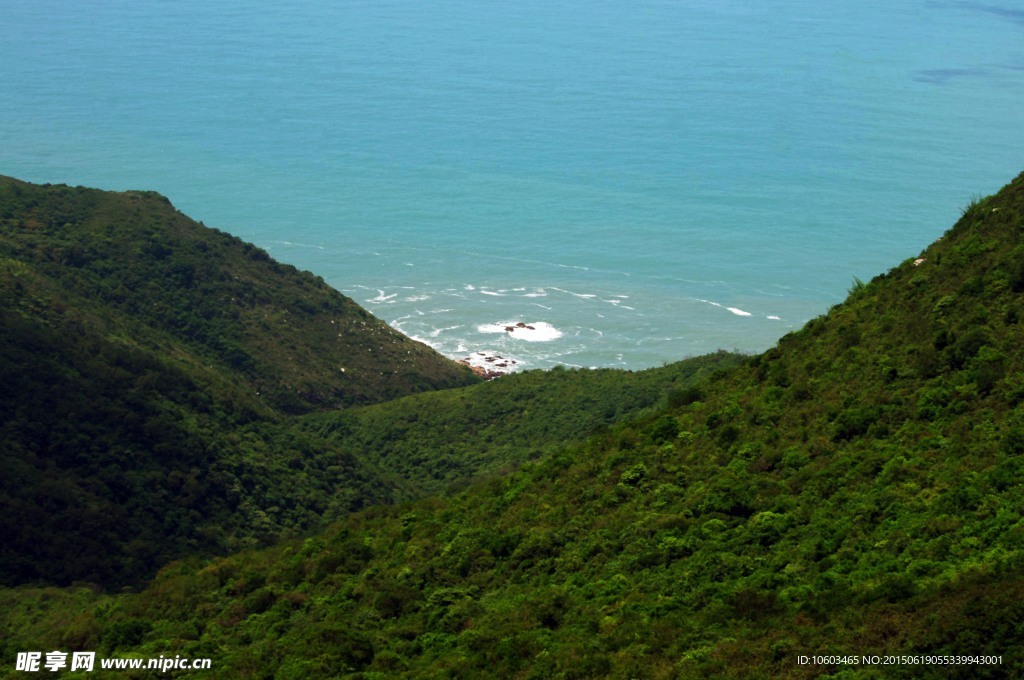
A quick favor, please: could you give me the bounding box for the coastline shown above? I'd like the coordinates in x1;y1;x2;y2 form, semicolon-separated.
457;351;519;380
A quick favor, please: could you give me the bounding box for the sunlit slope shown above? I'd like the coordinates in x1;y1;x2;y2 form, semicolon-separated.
302;352;743;495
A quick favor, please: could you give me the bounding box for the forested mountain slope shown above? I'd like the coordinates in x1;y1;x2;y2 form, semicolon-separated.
0;176;478;413
303;352;741;496
4;172;1020;678
0;176;474;587
0;176;733;589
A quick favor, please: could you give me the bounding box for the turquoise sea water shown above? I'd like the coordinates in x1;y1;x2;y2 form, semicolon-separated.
2;1;1022;369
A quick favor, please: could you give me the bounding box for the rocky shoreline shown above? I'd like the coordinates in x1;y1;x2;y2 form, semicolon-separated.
458;351;518;380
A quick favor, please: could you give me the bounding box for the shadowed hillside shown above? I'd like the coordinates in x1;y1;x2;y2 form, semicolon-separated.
0;177;482;587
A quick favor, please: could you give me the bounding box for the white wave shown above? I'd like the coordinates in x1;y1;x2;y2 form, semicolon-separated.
274;240;325;250
697;298;751;317
429;325;462;338
404;294;430;302
550;287;596;299
767;315;781;320
369;290;398;303
477;321;563;342
480;290;505;296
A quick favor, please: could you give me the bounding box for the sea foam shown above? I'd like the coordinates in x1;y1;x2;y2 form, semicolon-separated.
478;321;563;342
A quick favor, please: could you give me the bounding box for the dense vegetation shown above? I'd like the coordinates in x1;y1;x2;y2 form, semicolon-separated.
0;176;463;587
0;176;735;589
3;171;1024;678
0;176;478;414
303;353;741;496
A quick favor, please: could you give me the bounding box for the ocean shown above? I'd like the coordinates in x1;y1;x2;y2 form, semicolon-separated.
2;0;1022;370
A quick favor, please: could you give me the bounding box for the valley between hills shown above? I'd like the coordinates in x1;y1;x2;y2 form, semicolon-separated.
2;172;1024;677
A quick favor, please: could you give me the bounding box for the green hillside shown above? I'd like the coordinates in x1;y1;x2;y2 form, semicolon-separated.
0;176;479;413
0;177;733;590
0;176;478;587
302;352;741;496
4;171;1021;678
